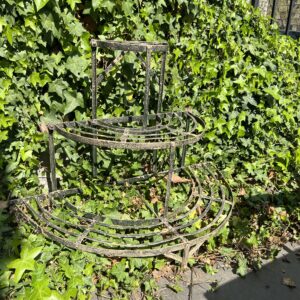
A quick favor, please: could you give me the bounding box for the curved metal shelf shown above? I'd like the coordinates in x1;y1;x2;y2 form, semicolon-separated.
12;163;233;263
90;39;168;52
51;111;205;150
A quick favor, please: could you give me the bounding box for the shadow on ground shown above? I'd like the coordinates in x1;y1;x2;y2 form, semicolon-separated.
158;186;300;300
159;242;300;300
204;244;300;300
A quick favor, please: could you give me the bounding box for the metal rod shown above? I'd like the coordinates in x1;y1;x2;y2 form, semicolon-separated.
181;113;190;168
152;150;158;173
270;0;278;23
285;0;294;35
181;243;190;269
252;0;259;8
91;46;97;176
188;266;194;300
92;147;97;177
157;51;167;113
97;52;124;86
48;128;57;191
92;46;97;118
164;144;175;217
153;51;167;172
143;47;151;127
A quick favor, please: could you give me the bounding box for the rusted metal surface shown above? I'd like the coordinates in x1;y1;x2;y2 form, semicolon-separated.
13;39;233;267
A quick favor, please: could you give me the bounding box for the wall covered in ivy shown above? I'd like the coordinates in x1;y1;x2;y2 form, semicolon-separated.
0;0;299;298
1;0;299;198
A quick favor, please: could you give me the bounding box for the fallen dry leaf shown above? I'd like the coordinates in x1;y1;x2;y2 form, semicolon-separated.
150;187;160;204
130;289;143;300
39;122;49;133
132;197;143;208
268;170;276;179
196;206;202;216
267;206;276;215
238;187;246;196
165;174;191;184
0;201;8;209
152;264;174;280
282;276;296;288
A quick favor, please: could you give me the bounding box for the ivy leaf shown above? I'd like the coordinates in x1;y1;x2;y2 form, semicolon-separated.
0;17;6;32
66;0;81;10
65;55;89;77
92;0;102;10
0;271;11;289
236;255;248;277
34;0;50;11
29;278;52;299
64;91;84;115
243;94;257;106
5;26;12;45
122;1;133;15
110;259;128;282
7;246;43;283
264;86;281;100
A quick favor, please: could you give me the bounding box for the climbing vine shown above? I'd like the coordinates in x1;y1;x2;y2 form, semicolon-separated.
0;0;299;298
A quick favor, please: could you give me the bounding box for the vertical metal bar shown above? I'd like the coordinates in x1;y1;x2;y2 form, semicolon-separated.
285;0;294;35
143;47;151;127
92;46;97;119
164;143;175;217
181;243;190;269
152;150;158;173
252;0;259;8
188;266;194;300
181;114;190;168
48;128;57;191
157;51;167;113
92;146;97;176
271;0;278;23
152;50;167;173
91;46;97;176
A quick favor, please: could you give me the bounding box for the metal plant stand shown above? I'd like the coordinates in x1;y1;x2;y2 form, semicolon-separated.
12;40;233;268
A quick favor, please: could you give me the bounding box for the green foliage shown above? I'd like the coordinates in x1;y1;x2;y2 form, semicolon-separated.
0;0;299;298
236;253;248;277
7;245;43;283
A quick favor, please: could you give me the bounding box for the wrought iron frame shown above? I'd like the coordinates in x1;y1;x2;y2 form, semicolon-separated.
12;39;234;268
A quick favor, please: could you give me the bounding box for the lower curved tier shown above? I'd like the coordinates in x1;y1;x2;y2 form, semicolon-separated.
11;163;233;259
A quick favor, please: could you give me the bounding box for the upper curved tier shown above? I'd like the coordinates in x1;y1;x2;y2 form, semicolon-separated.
90;39;168;52
51;111;205;150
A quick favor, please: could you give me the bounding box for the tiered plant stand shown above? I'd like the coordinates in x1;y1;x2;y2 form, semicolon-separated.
12;40;233;268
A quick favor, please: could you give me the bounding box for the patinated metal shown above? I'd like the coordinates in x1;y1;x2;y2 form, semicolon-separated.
12;39;233;267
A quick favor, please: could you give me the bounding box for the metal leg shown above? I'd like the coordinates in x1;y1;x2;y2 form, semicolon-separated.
164;144;175;217
181;114;190;168
48;128;57;191
152;149;158;173
143;47;151;127
91;46;97;177
92;146;97;177
153;51;167;172
181;244;191;269
157;51;167;114
91;46;97;119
